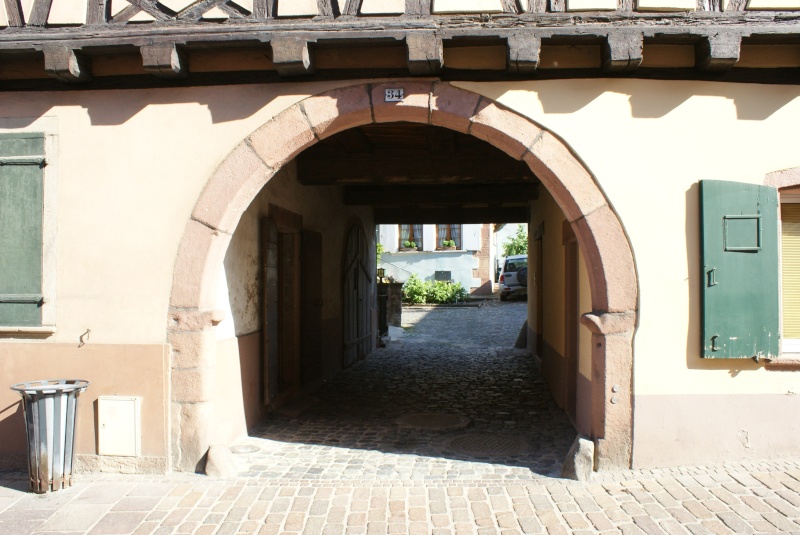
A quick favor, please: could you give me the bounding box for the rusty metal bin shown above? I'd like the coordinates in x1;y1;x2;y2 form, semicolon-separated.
10;379;89;493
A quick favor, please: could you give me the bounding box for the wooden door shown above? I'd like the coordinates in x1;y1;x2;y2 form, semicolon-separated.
343;224;371;368
261;210;302;406
301;230;323;383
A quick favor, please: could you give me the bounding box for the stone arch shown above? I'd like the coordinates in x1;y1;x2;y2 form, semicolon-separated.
167;81;639;472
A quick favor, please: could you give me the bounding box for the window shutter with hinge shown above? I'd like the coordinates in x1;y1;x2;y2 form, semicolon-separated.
0;133;45;327
700;180;779;359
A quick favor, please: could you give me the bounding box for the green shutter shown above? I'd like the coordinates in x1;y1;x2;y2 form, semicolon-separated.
700;180;779;359
0;133;44;327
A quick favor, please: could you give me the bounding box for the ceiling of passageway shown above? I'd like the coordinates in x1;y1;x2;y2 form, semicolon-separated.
296;122;539;224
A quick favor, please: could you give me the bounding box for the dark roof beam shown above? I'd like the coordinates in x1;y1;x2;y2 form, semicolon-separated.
43;46;92;82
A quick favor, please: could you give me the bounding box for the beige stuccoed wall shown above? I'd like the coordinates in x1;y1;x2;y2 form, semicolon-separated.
1;79;798;468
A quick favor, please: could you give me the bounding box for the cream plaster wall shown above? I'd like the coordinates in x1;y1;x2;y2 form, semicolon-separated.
0;81;353;347
534;188;567;358
455;80;800;399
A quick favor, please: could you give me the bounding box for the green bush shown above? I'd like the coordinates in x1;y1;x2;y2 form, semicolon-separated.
502;224;528;257
403;274;428;304
402;274;469;304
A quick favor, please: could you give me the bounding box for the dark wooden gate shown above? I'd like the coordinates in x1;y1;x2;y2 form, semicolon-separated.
343;224;371;368
261;208;302;406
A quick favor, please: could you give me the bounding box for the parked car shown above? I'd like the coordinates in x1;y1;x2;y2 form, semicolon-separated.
499;254;528;301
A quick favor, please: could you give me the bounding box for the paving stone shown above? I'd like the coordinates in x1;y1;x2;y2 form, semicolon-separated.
0;305;798;535
35;503;109;531
89;512;149;535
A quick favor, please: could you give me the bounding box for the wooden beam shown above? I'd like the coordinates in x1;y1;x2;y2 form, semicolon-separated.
86;0;109;24
696;32;741;70
178;0;226;20
126;0;172;20
374;205;530;224
502;0;520;12
341;0;362;15
271;37;314;76
507;31;540;74
344;184;539;206
724;0;746;10
3;0;23;26
298;155;533;185
405;0;431;15
603;30;643;72
43;46;92;82
27;0;54;26
406;31;442;75
252;0;273;18
110;4;142;22
141;43;189;78
317;0;338;17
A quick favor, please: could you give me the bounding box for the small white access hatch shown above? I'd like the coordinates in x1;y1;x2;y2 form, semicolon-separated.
98;396;141;457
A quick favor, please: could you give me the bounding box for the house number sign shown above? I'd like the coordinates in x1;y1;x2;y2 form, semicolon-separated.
385;89;404;102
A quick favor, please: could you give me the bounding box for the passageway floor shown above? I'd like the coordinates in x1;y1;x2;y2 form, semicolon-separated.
2;303;800;534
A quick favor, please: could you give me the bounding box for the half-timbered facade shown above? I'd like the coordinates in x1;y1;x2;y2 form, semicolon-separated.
0;0;798;475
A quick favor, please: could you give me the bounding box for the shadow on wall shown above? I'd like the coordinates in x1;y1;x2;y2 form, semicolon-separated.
0;401;24;453
684;183;761;374
480;80;798;120
3;84;275;127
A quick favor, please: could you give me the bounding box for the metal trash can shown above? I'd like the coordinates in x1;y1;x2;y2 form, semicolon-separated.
10;379;89;493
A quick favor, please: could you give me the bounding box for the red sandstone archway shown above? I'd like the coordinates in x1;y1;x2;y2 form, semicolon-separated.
166;81;638;473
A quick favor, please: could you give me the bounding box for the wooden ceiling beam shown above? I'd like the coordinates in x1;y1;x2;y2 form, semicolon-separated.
141;42;188;78
43;46;92;82
696;32;742;71
297;155;533;185
603;30;643;72
406;32;443;76
343;184;539;206
271;37;315;76
507;31;540;74
374;205;530;224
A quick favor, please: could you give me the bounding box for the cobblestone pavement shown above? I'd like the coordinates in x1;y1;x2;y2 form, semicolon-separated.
2;302;800;535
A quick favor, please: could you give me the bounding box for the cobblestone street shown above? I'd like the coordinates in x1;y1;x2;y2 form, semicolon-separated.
1;302;800;534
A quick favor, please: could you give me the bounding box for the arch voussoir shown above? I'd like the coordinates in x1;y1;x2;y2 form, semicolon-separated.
301;84;374;140
524;132;606;224
430;83;481;134
573;204;638;314
248;104;318;170
470;99;543;161
192;142;274;234
371;81;433;124
170;219;232;310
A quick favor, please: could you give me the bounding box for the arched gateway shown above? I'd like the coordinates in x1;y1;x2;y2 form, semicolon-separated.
167;81;638;473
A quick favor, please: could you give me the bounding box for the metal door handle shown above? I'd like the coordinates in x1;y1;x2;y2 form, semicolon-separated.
707;268;717;287
711;335;719;352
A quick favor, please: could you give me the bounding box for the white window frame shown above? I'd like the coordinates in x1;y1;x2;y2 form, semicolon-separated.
0;117;58;337
779;192;800;355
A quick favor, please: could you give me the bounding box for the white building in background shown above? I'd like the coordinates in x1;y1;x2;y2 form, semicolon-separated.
378;223;495;295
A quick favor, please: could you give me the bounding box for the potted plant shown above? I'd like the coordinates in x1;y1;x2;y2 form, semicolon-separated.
441;239;457;250
401;240;417;251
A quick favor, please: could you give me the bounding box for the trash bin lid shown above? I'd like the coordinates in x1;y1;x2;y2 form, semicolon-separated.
10;379;90;395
